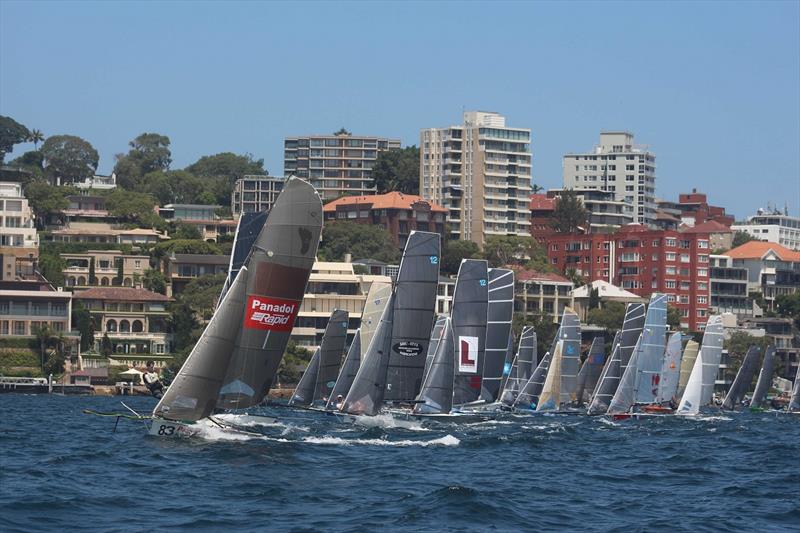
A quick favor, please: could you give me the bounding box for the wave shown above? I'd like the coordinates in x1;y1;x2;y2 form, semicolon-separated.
297;434;460;447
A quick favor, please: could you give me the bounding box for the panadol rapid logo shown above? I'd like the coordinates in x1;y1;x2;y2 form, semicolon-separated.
244;296;299;332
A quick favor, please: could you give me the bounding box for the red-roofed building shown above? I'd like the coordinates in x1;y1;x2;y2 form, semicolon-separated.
545;224;713;330
529;194;558;244
719;241;800;311
323;191;447;249
681;220;733;251
508;265;574;321
657;189;734;228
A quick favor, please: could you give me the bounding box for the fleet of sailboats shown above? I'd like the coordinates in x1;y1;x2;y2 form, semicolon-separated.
124;177;798;437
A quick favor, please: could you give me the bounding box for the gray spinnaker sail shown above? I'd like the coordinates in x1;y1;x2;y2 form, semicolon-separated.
220;210;269;301
750;345;776;409
556;308;581;406
722;345;761;411
216;177;322;410
513;350;552;410
451;259;489;406
586;333;622;415
481;268;514;403
385;231;440;401
656;332;683;404
500;327;536;406
619;302;646;372
413;317;455;415
575;337;606;406
153;266;249;422
288;348;321;407
313;309;349;404
788;363;800;412
607;335;642;415
360;281;392;362
325;329;362;410
677;340;700;398
341;293;396;416
698;315;724;407
422;315;448;384
633;294;668;405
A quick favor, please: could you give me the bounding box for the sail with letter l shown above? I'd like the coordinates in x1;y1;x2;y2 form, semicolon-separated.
451;259;489;406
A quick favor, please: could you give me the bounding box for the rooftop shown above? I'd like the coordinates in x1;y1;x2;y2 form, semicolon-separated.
72;287;170;302
726;241;800;262
529;194;556;211
680;220;732;234
324;191;447;213
571;280;646;300
507;265;571;284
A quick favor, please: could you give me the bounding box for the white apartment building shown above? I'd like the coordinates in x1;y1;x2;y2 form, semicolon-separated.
231;175;286;217
732;210;800;251
563;132;656;226
284;132;401;201
420;111;532;247
0;182;39;281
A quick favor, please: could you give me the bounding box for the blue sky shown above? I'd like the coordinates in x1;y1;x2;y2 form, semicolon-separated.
1;1;798;219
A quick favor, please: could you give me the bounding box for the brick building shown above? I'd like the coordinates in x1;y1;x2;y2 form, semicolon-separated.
546;224;712;331
323;191;447;249
656;189;734;228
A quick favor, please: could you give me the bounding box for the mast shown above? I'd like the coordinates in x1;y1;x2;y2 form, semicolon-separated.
481;268;514;403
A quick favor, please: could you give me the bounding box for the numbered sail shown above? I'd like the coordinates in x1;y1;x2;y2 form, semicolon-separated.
217;177;322;410
451;259;489;406
557;308;581;405
422;315;447;384
514;350;551;410
586;334;621;415
325;329;362;410
750;345;776;409
360;282;392;362
481;268;514;403
656;332;683;404
788;364;800;412
677;340;700;398
153;267;248;421
575;337;606;406
608;336;642;415
413;317;455;415
341;293;396;416
385;231;441;401
722;345;761;411
633;294;668;405
313;309;349;404
288;348;321;407
536;342;563;412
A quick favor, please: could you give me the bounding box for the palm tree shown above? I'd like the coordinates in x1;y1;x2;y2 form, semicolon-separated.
28;129;45;150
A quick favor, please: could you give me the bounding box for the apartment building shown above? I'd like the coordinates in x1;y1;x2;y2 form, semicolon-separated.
420;111;533;247
732;209;800;251
530;189;633;243
284;132;401;201
158;204;236;242
49;223;164;245
725;241;800;310
231;175;286;217
563;132;656;226
0;283;73;336
161;253;230;296
510;267;574;322
323;192;447;249
656;190;734;228
0;182;39;281
546;224;712;330
709;254;751;317
62;250;150;288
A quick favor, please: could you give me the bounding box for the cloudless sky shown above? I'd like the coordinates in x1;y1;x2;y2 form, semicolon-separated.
1;0;798;219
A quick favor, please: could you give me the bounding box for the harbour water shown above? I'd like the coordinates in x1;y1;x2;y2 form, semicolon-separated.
1;394;798;531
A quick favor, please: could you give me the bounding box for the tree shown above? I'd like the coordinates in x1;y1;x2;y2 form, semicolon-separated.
185;152;265;184
369;146;420;194
28;129;45;149
586;301;627;331
150;239;223;263
276;341;313;386
482;235;547;270
40;135;99;184
551;189;588;233
176;273;226;321
441;239;481;275
318;221;400;263
100;333;113;357
724;331;772;380
564;268;584;287
733;231;758;248
114;258;124;286
9;150;45;180
114;132;172;190
667;304;682;330
37;252;66;286
171;222;202;240
142;269;167;295
105;188;165;230
88;257;96;285
23;181;72;228
588;287;600;310
775;292;800;328
334;128;351;136
513;312;559;359
0;115;30;163
72;301;95;352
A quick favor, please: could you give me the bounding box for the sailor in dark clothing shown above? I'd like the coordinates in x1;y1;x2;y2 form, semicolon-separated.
143;360;164;399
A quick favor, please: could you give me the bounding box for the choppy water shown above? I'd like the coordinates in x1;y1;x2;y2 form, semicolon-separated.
1;394;798;532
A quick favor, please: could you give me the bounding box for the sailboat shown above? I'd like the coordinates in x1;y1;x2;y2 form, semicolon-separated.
534;308;581;413
749;345;776;411
451;259;490;409
499;326;536;407
676;315;724;416
586;302;645;415
149;177;322;437
288;309;349;409
640;332;683;414
413;317;455;416
480;268;514;404
676;339;700;399
324;329;361;411
787;364;800;413
422;315;448;384
574;337;606;407
512;350;552;411
721;345;761;411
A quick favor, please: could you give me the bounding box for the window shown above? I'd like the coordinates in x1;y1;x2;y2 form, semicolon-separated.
698;240;709;249
699;255;708;263
666;280;676;289
666;238;677;247
697;296;708;304
666;266;676;275
666;252;676;261
698;268;708;277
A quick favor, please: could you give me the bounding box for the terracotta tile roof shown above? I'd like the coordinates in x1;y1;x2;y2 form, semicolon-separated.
529;194;556;211
507;265;571;283
323;191;447;213
680;220;732;234
72;287;170;302
726;241;800;262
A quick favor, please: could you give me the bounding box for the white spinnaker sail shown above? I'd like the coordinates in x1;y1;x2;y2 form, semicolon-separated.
677;349;704;415
535;341;563;412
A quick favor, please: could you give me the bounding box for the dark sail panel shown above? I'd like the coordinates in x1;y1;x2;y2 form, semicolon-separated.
500;326;536;406
313;309;349;404
750;345;776;409
451;259;489;406
575;337;606;406
789;364;800;412
414;318;455;415
513;350;552;410
586;333;621;415
481;268;514;403
722;345;761;411
220;211;269;300
422;315;447;385
288;348;321;407
325;330;362;411
385;231;441;401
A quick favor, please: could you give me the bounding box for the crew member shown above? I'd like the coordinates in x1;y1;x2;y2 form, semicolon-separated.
143;360;164;399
